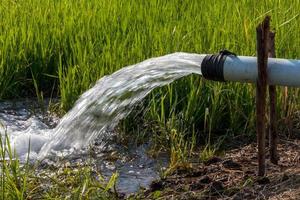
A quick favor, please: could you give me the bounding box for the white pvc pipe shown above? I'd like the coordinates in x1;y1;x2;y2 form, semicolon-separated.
223;56;300;87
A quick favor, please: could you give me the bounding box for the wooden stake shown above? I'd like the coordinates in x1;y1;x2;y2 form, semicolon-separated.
256;16;270;176
268;31;279;164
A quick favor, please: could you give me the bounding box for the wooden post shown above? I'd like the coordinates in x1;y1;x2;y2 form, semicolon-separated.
268;31;279;164
256;16;270;176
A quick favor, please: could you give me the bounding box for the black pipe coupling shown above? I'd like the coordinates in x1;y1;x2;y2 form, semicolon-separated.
201;50;237;82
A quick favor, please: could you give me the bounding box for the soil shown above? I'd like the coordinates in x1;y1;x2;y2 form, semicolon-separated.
133;134;300;199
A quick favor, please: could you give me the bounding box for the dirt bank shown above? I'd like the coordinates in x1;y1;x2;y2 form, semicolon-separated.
135;136;299;199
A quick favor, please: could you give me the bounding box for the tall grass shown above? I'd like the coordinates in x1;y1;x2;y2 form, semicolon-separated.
1;0;300;144
0;130;117;199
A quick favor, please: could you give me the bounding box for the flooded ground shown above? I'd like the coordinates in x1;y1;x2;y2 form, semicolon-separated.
0;100;168;195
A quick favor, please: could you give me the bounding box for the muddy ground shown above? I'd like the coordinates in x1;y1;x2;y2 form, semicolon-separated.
132;133;300;199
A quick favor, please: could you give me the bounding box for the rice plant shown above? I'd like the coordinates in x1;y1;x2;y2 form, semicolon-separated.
1;0;300;172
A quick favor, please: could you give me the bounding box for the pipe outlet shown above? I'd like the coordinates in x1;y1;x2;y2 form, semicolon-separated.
201;51;300;87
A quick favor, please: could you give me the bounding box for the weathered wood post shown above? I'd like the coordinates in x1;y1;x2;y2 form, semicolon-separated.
256;16;270;176
268;31;279;164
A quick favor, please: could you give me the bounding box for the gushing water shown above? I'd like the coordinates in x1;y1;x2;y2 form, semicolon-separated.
0;52;204;193
37;52;203;158
2;53;204;159
1;52;204;159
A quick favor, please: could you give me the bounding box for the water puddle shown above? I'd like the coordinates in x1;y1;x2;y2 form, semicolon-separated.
0;100;168;194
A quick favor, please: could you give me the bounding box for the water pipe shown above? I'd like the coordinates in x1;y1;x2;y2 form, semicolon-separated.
201;50;300;87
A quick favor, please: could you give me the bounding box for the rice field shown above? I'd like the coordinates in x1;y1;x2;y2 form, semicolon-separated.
1;0;300;198
2;0;300;133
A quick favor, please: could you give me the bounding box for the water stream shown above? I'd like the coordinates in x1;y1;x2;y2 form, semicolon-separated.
0;52;204;193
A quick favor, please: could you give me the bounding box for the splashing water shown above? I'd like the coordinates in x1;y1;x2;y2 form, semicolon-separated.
0;100;59;161
0;52;204;194
38;52;204;158
1;53;204;160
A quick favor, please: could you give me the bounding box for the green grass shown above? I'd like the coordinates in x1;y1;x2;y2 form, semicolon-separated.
2;0;300;195
1;0;300;198
0;131;118;199
1;0;300;129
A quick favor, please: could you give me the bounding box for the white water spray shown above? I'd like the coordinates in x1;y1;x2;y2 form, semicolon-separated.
0;53;204;160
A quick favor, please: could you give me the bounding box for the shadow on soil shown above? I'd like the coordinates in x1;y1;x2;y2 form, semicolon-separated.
132;132;300;200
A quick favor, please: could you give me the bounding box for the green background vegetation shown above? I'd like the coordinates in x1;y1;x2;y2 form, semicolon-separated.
1;0;300;198
1;0;300;141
